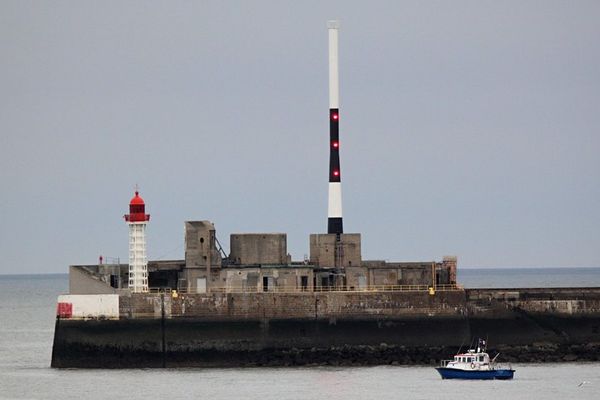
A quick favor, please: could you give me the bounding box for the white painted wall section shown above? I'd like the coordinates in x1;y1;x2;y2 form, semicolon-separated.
57;294;119;319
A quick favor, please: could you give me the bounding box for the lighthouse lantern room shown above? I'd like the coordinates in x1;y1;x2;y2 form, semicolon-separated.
124;190;150;293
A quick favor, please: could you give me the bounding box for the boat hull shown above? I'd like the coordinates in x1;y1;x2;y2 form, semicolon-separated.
436;367;515;380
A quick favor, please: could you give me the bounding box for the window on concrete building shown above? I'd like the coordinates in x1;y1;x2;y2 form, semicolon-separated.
301;276;308;291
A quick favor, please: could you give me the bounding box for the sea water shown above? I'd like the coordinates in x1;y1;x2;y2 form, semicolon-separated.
1;269;599;400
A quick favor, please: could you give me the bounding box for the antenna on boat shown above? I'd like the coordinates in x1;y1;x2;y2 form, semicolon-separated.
456;338;465;355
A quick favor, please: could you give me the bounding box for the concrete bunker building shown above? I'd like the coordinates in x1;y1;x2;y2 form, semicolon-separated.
70;218;458;295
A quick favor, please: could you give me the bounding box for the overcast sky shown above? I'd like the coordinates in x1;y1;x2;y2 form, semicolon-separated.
1;1;599;274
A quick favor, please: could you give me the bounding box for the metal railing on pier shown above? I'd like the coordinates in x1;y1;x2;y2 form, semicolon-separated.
144;284;462;295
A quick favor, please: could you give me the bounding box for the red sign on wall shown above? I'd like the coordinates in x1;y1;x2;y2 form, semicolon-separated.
57;302;73;318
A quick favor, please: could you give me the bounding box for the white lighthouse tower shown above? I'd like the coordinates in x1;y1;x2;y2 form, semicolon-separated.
124;190;150;293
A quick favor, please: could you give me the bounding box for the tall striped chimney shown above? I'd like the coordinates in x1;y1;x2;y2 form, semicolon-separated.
327;20;343;235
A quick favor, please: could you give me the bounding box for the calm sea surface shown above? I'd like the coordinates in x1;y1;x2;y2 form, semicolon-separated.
1;269;599;400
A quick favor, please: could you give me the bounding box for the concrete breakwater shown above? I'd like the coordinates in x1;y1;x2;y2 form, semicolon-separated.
51;288;600;368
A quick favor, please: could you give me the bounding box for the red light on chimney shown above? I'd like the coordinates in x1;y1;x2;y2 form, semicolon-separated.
333;170;339;176
332;141;339;148
332;113;339;120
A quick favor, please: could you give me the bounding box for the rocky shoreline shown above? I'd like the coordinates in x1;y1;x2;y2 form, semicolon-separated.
163;342;600;368
52;342;600;368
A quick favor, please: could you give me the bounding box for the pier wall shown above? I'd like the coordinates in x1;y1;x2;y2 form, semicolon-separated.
119;290;467;320
51;288;600;368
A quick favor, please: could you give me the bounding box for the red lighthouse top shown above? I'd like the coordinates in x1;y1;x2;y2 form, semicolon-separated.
124;191;150;223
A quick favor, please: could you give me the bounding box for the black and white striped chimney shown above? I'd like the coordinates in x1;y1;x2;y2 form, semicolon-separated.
327;20;343;235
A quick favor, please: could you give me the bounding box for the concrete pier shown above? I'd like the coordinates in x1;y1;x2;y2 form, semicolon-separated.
51;288;600;368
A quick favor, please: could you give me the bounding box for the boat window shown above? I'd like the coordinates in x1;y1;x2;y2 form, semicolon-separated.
479;356;484;362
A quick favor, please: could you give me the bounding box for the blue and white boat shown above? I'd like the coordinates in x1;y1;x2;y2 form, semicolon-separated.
436;339;515;380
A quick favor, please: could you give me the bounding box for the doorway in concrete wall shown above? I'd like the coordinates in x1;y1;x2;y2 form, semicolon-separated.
301;276;308;291
358;276;367;290
196;278;206;293
263;276;269;292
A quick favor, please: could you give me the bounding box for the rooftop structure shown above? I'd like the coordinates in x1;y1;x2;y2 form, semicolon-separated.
69;220;457;295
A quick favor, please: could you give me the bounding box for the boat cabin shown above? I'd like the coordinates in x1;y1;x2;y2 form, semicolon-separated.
445;350;491;370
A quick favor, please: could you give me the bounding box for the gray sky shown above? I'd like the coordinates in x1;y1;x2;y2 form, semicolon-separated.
1;1;599;274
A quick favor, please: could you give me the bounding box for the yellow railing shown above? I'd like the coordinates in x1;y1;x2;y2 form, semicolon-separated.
145;284;462;295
